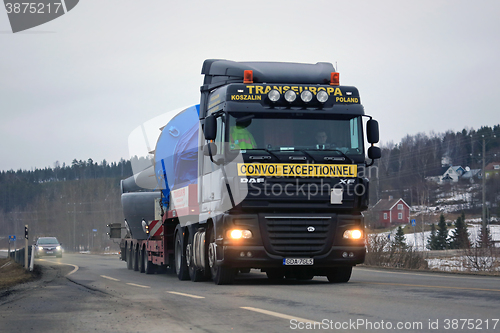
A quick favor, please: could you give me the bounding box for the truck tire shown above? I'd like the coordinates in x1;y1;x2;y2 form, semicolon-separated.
138;245;145;273
207;225;235;285
187;232;205;282
132;246;139;271
126;243;133;270
145;253;155;275
327;266;352;283
174;227;190;280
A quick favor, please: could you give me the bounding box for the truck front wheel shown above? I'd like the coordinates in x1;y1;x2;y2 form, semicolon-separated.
326;266;352;283
174;227;190;280
207;226;235;285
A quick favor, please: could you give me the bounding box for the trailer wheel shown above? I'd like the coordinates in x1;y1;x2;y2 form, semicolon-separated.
126;243;133;270
138;245;145;273
145;252;155;275
326;266;352;283
132;245;139;271
174;226;189;280
207;225;235;285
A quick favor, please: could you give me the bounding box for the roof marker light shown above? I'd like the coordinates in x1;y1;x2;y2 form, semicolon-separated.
330;72;340;86
243;70;253;84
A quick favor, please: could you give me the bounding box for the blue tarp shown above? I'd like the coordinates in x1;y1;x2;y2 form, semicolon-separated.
154;105;200;206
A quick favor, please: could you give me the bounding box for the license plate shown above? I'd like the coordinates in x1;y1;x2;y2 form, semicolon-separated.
283;258;314;266
47;251;53;254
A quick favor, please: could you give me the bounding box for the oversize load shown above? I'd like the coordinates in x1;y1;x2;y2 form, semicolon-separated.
237;163;357;177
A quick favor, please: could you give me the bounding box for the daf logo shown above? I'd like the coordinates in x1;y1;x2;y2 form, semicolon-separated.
307;226;315;232
241;178;265;183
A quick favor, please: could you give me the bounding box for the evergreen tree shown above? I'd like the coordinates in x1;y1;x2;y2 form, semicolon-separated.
435;213;449;250
393;225;407;249
477;225;493;248
450;212;470;249
427;223;439;250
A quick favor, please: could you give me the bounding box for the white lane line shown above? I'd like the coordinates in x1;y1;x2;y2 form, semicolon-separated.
100;275;120;282
126;283;151;289
166;291;205;299
241;307;319;324
39;259;79;276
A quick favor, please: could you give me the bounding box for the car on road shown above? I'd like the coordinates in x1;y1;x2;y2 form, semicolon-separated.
34;237;63;258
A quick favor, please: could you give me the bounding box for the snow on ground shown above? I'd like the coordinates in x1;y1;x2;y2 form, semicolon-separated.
378;224;500;272
379;224;500;251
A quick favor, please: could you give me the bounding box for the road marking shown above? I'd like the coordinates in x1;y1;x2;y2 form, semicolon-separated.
39;259;79;276
359;281;500;292
100;275;120;282
241;307;319;324
126;283;151;289
166;291;205;299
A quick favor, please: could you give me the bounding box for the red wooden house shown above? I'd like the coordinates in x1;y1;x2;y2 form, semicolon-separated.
372;197;410;226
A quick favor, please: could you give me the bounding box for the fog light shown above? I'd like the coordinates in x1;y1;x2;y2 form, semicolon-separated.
342;252;348;258
284;90;297;103
247;252;253;257
240;252;246;257
349;252;354;258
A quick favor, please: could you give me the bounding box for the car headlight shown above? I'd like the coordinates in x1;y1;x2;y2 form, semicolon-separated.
227;229;253;239
343;229;363;240
56;246;61;251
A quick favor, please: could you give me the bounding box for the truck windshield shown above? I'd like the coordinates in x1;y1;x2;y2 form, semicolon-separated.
227;113;364;155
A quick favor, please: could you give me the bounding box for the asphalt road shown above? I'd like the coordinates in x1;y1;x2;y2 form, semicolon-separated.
1;253;499;333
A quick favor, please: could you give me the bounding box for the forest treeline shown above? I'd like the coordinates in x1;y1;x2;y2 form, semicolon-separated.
373;124;500;212
0;158;133;213
0;159;133;251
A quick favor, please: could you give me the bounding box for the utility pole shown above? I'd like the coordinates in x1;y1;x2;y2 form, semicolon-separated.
482;136;486;229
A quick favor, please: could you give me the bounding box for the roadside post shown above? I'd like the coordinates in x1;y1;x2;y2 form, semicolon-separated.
24;225;29;270
411;219;416;248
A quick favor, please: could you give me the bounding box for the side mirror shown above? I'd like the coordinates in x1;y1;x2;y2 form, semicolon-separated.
367;119;379;144
203;142;218;156
368;146;381;160
204;115;217;140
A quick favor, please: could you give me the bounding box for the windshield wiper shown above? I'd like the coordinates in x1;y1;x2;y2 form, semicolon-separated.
305;148;354;164
246;148;280;160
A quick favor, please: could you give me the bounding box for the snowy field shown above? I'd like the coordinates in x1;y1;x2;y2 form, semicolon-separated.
377;224;500;272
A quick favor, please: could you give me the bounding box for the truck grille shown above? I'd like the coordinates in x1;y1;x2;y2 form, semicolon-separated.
260;215;335;256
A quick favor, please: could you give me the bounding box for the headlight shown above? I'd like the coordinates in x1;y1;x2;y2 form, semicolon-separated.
268;89;280;102
343;229;363;240
284;90;297;103
317;90;328;103
38;247;43;251
227;229;253;239
56;246;61;251
300;90;313;103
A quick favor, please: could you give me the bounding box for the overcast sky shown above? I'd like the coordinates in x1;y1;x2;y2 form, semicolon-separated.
1;0;499;171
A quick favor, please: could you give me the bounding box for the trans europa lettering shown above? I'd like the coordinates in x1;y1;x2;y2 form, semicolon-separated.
245;85;343;96
237;163;357;177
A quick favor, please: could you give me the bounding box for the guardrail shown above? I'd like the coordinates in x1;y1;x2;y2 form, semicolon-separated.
9;246;34;271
